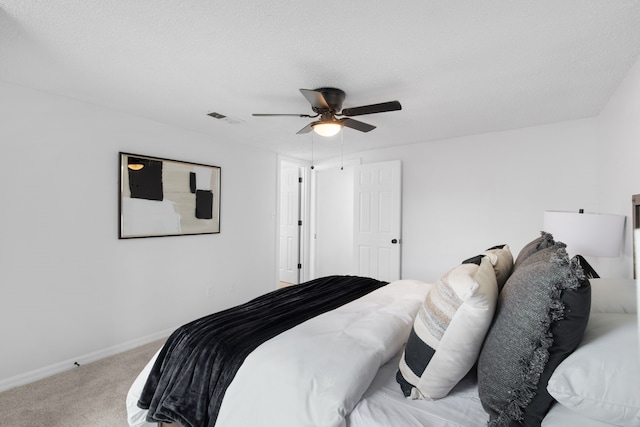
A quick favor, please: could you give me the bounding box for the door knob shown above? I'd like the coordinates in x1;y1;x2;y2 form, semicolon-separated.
391;239;398;244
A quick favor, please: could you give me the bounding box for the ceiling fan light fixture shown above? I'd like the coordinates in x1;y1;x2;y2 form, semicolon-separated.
312;120;343;137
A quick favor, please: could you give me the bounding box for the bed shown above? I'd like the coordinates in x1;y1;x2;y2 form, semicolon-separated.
126;233;640;427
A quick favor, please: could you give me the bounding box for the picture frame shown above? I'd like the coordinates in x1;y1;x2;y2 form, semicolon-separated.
119;152;221;239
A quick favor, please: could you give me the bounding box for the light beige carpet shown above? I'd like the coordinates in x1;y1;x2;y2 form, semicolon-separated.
0;339;165;427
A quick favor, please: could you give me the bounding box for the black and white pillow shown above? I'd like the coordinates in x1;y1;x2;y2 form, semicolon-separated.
397;256;498;399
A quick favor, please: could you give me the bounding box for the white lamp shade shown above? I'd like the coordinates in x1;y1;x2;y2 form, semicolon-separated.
543;211;625;257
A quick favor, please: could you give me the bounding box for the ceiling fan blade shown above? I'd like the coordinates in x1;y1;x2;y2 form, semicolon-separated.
299;89;330;110
253;113;316;117
296;122;314;134
341;100;402;117
341;118;376;133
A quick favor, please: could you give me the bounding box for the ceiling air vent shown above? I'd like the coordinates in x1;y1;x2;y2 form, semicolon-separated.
207;112;244;124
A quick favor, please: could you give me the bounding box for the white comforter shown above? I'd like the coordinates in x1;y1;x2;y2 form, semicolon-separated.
127;279;431;427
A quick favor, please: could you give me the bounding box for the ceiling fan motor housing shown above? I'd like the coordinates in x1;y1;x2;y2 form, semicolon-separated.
314;87;346;112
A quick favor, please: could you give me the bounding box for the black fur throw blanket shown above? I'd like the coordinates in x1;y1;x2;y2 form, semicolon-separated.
138;275;387;427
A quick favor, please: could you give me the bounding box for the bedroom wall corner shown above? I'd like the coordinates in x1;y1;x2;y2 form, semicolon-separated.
595;54;640;279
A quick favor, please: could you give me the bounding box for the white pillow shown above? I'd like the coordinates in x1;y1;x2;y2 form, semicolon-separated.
547;313;640;426
543;402;617;427
483;244;513;291
589;278;637;314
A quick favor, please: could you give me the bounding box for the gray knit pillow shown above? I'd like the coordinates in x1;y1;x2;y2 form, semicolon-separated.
513;231;555;270
477;245;591;426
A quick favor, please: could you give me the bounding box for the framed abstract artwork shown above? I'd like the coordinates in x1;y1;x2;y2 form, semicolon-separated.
119;152;221;238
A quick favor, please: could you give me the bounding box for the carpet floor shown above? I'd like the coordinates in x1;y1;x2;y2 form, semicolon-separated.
0;339;165;427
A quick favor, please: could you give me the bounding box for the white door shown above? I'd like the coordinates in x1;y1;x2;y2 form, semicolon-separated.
279;163;301;284
353;160;402;282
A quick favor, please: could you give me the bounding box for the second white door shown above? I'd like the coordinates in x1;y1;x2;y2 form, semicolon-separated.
353;160;402;282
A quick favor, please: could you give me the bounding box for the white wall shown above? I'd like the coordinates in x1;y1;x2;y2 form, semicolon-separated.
315;55;640;283
596;55;640;278
343;119;601;282
344;51;640;282
0;82;278;389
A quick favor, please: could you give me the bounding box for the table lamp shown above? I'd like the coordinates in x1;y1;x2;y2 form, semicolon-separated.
543;210;625;278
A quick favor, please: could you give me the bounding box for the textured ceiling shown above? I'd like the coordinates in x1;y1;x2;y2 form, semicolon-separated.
1;1;640;161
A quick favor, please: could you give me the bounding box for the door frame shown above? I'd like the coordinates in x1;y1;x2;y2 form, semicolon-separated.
309;158;361;279
278;157;401;286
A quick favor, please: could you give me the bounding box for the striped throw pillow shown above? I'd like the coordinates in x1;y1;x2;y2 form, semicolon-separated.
397;256;498;399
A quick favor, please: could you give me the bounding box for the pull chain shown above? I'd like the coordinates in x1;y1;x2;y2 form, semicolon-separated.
340;129;344;170
310;132;315;170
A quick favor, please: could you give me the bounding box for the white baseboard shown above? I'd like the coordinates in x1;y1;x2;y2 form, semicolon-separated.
0;328;174;393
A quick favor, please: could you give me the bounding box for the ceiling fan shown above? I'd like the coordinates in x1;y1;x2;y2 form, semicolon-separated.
253;87;402;137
